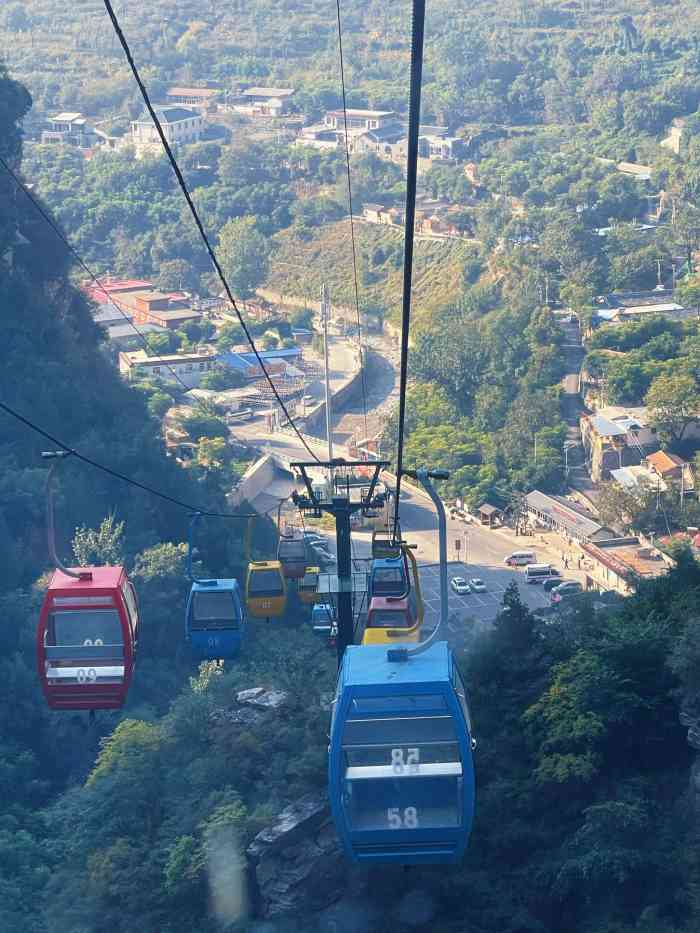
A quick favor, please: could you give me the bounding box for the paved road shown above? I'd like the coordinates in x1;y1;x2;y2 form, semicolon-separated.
309;485;577;632
558;314;600;506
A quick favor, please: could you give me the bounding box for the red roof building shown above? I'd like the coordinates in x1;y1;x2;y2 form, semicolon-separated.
82;279;154;304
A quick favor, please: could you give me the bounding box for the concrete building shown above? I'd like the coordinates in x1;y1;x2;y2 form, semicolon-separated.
580;407;658;482
237;87;295;117
645;450;694;491
660;118;686;156
82;279;153;304
130;106;203;152
111;290;202;330
580;538;672;595
92;304;133;328
610;464;667;493
616;161;652;181
42;112;96;147
324;109;397;133
296;124;340;150
105;322;168;350
221;346;303;378
524;490;614;544
596;302;687;324
119;348;217;387
166;87;220;109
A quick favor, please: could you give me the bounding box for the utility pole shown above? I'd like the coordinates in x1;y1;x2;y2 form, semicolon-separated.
292;459;389;666
655;258;664;291
321;284;334;466
681;467;685;511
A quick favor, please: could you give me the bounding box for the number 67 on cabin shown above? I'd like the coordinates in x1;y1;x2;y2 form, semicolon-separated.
328;642;475;864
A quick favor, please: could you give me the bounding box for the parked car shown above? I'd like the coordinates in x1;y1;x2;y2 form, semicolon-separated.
504;550;536;566
542;575;564;592
303;531;325;544
550;581;583;603
451;576;471;595
449;507;473;524
469;578;486;592
311;544;336;566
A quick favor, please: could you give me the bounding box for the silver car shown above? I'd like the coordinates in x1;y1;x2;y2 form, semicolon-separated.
451;576;471;595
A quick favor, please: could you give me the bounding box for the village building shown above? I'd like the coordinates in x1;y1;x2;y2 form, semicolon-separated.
82;278;154;304
524;490;614;544
660;118;686;156
616;161;653;181
582;406;700;482
220;347;303;379
644;450;694;491
233;87;295;117
296;124;339;150
580;538;672;595
105;322;168;351
130;106;203;153
119;348;216;388
41;112;96;148
610;464;667;493
111;289;202;330
580;407;658;482
323;109;398;133
166;87;220;110
596;299;695;324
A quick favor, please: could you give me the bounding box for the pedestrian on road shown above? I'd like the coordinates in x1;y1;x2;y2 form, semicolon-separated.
564;557;569;569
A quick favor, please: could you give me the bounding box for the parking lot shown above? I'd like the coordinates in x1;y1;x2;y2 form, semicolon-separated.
418;560;551;632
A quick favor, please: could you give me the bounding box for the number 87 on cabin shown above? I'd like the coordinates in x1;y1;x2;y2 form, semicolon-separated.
328;642;475;864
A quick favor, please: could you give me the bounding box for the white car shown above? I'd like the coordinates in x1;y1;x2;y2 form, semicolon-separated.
451;577;471;595
469;578;486;592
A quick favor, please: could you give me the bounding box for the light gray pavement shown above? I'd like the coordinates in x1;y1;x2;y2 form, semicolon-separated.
418;560;551;632
305;483;586;630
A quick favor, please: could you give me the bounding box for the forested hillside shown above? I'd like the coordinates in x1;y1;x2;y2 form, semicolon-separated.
6;2;700;931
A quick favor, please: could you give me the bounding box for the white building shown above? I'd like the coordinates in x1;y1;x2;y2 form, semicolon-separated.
42;112;95;147
130;106;203;153
324;109;397;133
119;348;217;388
234;87;295;117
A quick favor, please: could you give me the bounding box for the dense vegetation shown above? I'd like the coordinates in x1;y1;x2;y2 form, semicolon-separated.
6;0;700;930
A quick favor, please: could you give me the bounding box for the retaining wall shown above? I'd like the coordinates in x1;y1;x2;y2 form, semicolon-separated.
303;349;377;437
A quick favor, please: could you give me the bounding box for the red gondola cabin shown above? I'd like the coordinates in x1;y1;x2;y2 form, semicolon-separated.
37;566;138;711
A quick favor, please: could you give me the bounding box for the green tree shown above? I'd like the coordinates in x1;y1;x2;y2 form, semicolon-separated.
72;514;126;566
218;216;271;299
200;364;247;390
645;371;700;445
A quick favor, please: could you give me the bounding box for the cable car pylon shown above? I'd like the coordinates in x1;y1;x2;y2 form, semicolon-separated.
291;458;389;666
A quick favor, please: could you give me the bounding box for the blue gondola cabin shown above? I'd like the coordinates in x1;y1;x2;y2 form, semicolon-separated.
328;642;475;864
185;578;245;660
368;555;408;598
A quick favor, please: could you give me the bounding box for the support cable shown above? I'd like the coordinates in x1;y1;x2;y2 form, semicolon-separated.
335;0;369;444
0;397;264;520
0;155;194;395
102;0;320;463
392;0;427;535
